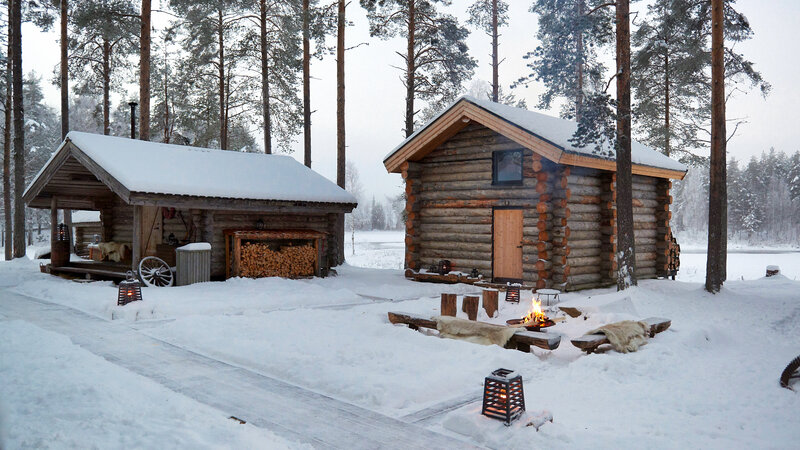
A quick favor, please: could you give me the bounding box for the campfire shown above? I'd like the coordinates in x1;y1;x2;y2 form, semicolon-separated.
506;298;555;331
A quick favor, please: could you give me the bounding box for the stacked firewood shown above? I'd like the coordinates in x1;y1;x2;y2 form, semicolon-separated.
240;243;316;278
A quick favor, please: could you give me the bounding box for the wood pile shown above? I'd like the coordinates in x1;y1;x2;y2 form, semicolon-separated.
239;242;316;278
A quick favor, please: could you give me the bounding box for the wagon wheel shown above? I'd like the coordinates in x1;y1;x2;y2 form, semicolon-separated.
138;256;174;287
780;355;800;390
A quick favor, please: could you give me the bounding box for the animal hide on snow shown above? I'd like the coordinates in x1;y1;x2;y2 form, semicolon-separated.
97;242;130;263
435;316;518;347
589;320;649;353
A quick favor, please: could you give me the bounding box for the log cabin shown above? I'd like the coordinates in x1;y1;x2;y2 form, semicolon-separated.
384;96;687;291
24;131;357;280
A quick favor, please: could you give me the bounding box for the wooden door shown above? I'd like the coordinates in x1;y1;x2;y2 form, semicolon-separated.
493;209;523;281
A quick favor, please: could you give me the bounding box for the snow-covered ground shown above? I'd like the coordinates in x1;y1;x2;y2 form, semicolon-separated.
2;232;799;448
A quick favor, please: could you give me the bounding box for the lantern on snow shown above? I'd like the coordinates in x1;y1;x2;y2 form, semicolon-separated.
481;368;525;426
504;284;521;303
117;271;143;306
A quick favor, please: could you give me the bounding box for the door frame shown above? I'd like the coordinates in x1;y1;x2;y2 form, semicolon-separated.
491;206;524;283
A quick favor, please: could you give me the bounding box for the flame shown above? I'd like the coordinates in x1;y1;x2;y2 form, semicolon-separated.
521;298;548;324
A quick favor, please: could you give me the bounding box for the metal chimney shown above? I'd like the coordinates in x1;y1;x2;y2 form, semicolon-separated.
128;101;138;139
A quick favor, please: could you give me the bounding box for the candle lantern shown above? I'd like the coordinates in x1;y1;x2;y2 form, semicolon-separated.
481;368;525;426
56;223;68;241
117;271;143;306
505;284;521;303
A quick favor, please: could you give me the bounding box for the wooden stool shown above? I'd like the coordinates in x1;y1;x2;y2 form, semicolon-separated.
536;288;561;306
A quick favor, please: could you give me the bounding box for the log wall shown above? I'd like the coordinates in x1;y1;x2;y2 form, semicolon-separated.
98;197;337;279
412;123;540;282
404;123;676;291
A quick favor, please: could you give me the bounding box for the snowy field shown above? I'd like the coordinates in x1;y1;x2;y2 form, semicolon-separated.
1;232;799;448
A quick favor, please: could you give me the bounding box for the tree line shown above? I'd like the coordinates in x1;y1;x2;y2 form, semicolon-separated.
0;0;770;293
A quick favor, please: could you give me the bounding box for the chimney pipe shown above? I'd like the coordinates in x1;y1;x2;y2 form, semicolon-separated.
128;101;138;139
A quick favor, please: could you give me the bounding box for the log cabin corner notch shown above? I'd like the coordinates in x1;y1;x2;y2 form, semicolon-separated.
385;96;688;291
23;131;357;279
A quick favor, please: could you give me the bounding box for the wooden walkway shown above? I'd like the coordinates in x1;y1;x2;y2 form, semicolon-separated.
0;290;480;449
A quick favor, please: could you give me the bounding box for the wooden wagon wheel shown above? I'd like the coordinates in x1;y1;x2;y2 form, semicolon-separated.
780;355;800;390
138;256;174;287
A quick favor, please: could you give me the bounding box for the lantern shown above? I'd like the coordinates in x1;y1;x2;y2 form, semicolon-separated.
481;368;525;426
470;268;480;278
56;223;68;241
117;271;143;306
167;232;178;246
505;284;521;303
437;259;452;275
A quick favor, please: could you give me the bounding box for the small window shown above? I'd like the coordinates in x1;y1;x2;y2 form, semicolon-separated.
492;150;523;185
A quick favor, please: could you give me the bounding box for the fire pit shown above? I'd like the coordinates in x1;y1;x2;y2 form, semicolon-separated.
506;298;555;331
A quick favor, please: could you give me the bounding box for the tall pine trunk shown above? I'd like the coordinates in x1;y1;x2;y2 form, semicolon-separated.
706;0;726;293
615;0;636;289
490;0;498;102
575;0;584;120
336;0;346;264
60;0;71;253
404;0;416;137
139;0;151;141
664;48;670;157
60;0;68;139
102;39;111;135
3;21;11;261
259;0;271;154
302;0;311;166
11;0;24;258
217;9;227;150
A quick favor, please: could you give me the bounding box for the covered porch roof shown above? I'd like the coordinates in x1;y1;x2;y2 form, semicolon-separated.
24;132;357;213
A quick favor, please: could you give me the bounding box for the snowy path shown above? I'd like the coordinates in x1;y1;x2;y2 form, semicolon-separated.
0;289;479;449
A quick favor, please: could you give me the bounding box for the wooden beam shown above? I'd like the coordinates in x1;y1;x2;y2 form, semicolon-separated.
50;197;58;245
132;205;142;272
127;192;356;214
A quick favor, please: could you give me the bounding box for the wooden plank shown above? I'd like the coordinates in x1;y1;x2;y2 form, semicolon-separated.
387;312;437;330
509;330;561;351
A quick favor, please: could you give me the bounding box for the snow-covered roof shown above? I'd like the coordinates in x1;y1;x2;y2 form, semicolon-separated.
385;95;687;175
26;131;357;205
71;210;100;224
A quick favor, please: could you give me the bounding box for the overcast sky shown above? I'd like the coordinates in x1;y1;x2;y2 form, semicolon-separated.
20;0;800;203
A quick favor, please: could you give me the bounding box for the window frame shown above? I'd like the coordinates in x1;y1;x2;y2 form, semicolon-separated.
492;149;524;186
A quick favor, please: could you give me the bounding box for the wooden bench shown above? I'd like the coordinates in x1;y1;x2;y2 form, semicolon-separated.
570;317;671;353
387;311;561;353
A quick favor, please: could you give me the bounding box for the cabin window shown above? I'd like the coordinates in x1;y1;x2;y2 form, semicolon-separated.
492;150;523;185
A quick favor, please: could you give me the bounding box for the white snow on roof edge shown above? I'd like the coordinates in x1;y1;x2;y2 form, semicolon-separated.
25;132;358;206
384;95;688;174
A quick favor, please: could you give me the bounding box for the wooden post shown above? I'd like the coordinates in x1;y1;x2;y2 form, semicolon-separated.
482;289;499;318
463;295;479;321
440;293;457;317
132;205;142;272
50;197;58;245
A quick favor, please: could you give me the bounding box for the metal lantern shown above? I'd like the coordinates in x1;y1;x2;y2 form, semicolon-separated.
481;368;525;426
505;284;521;303
167;232;178;246
56;223;68;241
470;268;480;278
437;259;452;275
117;271;143;306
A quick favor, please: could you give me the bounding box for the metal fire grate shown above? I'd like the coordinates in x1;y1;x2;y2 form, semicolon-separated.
117;271;143;306
481;368;525;426
505;284;521;303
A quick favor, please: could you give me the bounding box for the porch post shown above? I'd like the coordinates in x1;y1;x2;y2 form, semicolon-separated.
50;197;58;246
132;205;142;272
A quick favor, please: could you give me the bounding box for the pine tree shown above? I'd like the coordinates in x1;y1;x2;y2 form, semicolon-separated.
11;0;24;257
68;0;139;136
170;0;250;150
467;0;508;103
360;0;476;137
517;0;613;120
139;0;151;141
706;0;726;293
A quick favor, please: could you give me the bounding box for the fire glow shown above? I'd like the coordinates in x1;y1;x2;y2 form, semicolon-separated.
521;298;548;326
